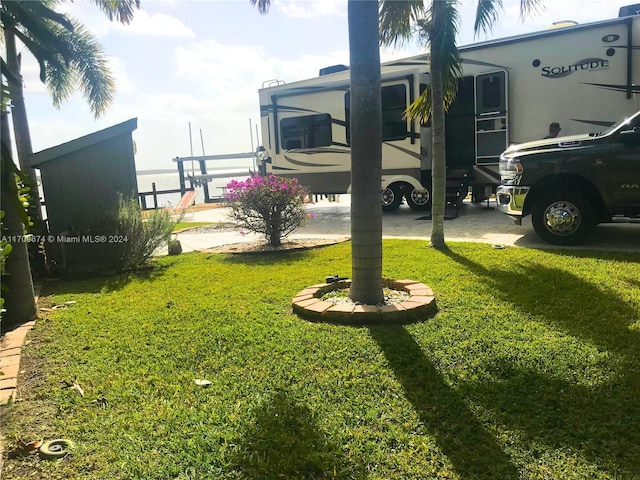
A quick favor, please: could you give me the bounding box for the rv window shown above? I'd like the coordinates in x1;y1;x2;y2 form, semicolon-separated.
344;84;408;143
280;114;332;150
480;76;502;110
382;84;408;140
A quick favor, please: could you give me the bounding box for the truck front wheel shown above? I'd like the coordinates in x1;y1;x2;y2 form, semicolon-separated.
532;191;595;245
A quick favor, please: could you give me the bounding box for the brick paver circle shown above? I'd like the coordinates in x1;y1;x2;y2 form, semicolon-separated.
292;278;437;325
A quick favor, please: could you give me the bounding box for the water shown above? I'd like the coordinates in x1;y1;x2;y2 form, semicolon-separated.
136;168;255;208
36;153;257;222
137;172;187;207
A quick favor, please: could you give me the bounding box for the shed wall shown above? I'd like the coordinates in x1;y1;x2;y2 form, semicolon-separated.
42;135;137;235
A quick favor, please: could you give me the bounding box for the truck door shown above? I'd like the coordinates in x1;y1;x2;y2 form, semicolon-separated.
475;71;508;165
607;121;640;211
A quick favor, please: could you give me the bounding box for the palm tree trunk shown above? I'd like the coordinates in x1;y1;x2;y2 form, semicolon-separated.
1;110;36;329
429;0;447;249
5;28;49;273
5;29;44;224
347;0;384;304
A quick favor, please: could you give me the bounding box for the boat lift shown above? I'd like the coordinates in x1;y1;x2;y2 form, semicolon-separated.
172;152;256;203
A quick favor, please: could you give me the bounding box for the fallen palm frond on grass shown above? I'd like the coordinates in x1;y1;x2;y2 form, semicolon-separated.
2;241;639;479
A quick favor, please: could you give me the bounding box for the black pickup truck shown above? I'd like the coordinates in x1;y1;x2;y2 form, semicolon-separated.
496;110;640;245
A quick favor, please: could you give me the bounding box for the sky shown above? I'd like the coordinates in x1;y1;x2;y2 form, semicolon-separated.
9;0;638;171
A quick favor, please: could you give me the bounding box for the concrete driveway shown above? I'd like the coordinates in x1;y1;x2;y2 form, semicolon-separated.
178;195;640;253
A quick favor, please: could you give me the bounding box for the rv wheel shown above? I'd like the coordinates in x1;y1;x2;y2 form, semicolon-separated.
406;186;431;211
532;191;595;245
382;185;402;212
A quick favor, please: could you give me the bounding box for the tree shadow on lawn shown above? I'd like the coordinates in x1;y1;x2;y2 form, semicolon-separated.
229;390;363;479
368;325;519;479
441;248;640;476
212;250;315;266
527;247;640;264
38;264;171;296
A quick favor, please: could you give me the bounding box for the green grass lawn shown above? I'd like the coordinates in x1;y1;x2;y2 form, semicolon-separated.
172;221;216;232
3;241;640;479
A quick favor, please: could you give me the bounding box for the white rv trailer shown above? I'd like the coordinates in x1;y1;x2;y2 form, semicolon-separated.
257;4;640;211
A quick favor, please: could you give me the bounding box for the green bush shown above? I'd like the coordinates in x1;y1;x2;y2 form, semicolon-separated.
110;196;176;270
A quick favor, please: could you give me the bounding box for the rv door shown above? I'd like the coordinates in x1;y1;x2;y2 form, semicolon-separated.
475;70;508;164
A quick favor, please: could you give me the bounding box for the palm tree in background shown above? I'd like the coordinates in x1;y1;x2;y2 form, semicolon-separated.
1;0;140;221
380;0;543;248
0;0;140;328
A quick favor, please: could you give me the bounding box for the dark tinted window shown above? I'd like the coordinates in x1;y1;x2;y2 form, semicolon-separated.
481;77;501;109
344;84;408;143
280;114;332;149
476;72;506;114
382;84;408;140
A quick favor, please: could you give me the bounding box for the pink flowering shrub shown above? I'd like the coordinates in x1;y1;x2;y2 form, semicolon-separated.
225;175;309;246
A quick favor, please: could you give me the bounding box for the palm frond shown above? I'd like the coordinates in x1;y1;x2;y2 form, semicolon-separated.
405;70;459;123
3;6;73;51
379;0;425;47
53;19;114;118
473;0;503;38
474;0;543;36
0;138;30;228
420;1;461;65
1;0;74;32
406;0;462;122
11;28;69;80
22;1;74;30
438;0;462;75
249;0;271;15
2;1;117;118
427;0;462;87
405;86;431;123
518;0;545;21
2;0;76;82
44;55;75;109
89;0;140;24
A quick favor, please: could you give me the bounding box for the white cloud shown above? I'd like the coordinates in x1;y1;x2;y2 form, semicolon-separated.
109;57;135;94
380;45;423;63
274;0;345;19
459;0;631;44
110;9;195;37
55;2;112;37
29;117;101;152
56;3;193;38
174;39;349;89
19;56;48;94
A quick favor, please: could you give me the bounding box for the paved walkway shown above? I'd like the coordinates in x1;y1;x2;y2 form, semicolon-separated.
176;195;640;253
0;321;36;406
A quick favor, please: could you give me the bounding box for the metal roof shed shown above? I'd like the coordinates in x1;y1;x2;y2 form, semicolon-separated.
30;118;138;236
